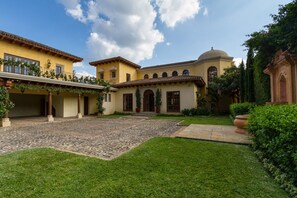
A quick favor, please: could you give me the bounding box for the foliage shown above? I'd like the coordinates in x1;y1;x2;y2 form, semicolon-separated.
135;87;141;109
0;138;288;197
181;108;209;116
155;88;162;107
248;104;297;186
181;108;191;116
230;102;255;117
96;94;105;115
245;48;255;102
0;87;14;118
207;65;240;112
239;60;245;102
244;1;297;104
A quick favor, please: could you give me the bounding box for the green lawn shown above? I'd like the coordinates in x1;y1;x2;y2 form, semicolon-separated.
152;115;233;125
0;138;287;197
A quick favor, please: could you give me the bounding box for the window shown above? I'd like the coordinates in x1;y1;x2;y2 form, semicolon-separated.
123;94;133;111
144;74;149;79
3;53;39;75
99;72;104;80
126;73;131;82
182;69;189;76
208;66;217;84
162;72;168;78
108;94;111;102
104;94;108;102
167;91;180;112
153;73;158;78
111;71;116;78
172;71;178;76
56;64;64;75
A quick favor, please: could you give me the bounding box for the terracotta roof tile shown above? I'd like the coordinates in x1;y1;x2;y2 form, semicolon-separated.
113;75;205;88
89;56;141;68
0;30;83;62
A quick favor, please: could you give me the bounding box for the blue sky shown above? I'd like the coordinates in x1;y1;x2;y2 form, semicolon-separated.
0;0;292;76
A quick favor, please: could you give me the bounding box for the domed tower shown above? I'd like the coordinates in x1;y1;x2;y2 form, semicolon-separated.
193;47;233;87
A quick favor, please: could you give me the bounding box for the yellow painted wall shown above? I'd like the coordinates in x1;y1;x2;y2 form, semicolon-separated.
95;62;120;84
0;40;75;75
138;65;193;79
118;62;138;83
114;83;197;114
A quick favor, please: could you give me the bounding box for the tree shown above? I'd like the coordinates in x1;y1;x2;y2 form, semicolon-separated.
207;66;240;112
135;87;141;112
239;60;245;102
0;87;14;118
245;48;255;102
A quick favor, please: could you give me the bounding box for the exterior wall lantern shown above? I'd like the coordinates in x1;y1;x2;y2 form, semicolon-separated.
47;59;51;68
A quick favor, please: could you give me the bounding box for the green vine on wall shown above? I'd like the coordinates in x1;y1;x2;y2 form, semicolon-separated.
0;87;14;118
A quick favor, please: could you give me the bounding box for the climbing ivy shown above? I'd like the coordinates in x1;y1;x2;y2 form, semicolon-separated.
0;87;14;118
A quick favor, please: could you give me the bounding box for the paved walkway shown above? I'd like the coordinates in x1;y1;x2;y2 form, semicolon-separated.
173;124;252;145
0;116;181;159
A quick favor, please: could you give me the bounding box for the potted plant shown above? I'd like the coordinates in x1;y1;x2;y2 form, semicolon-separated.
135;87;141;113
155;88;162;113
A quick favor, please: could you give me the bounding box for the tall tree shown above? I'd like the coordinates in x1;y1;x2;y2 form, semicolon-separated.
239;60;245;102
245;48;255;102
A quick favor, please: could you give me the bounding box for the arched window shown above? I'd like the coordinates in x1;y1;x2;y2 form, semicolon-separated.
182;69;189;76
208;66;217;84
144;74;149;79
172;71;178;76
162;72;168;78
153;73;158;78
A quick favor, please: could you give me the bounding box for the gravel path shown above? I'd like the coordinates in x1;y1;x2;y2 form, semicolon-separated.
0;116;181;159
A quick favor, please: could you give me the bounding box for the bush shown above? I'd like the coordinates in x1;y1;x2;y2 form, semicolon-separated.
196;107;210;115
230;102;255;117
181;109;191;116
189;108;197;116
249;104;297;185
0;87;14;118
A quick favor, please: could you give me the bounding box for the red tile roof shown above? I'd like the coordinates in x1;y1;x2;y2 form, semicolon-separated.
89;56;141;68
113;75;205;88
0;30;83;62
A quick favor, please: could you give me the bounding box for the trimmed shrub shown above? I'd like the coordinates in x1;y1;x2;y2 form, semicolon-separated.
189;108;197;116
248;104;297;185
0;87;14;118
230;102;255;117
196;107;210;115
181;109;190;116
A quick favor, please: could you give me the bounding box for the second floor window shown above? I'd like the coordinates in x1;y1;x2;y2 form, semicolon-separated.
99;72;104;80
56;64;64;75
111;71;116;78
126;73;131;82
3;53;39;75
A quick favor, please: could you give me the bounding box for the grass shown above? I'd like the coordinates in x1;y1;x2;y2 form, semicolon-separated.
152;115;233;125
0;138;288;197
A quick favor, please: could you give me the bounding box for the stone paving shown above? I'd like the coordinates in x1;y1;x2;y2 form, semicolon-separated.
0;116;181;159
173;124;252;145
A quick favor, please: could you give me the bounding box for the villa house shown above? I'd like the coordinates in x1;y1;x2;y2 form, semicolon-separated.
0;30;234;127
90;48;233;114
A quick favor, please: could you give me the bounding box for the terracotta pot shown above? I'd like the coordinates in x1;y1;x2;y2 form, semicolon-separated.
234;114;249;134
156;107;160;113
136;107;140;113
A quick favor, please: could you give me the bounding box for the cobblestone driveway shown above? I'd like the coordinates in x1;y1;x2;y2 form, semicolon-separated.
0;116;181;159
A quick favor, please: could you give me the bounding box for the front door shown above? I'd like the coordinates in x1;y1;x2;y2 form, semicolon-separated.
143;90;155;112
123;94;133;111
84;97;89;115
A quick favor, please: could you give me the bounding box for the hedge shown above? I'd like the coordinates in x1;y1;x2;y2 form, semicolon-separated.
248;104;297;186
230;102;255;117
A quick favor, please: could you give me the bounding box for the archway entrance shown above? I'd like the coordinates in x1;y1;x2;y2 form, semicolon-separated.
280;75;287;102
143;90;155;112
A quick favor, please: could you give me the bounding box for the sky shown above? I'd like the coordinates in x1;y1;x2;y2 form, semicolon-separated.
0;0;293;76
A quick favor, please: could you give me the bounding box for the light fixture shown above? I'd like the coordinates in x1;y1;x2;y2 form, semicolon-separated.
47;59;51;68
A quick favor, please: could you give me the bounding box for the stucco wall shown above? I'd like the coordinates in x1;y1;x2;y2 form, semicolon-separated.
114;83;197;114
0;40;75;74
52;95;64;117
103;92;116;115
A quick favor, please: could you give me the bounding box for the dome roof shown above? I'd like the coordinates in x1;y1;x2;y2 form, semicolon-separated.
198;48;230;61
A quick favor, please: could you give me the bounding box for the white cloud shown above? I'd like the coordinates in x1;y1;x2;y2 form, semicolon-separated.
203;7;208;16
76;70;95;78
86;0;164;63
58;0;201;63
233;58;246;67
156;0;201;28
73;62;85;68
166;42;171;46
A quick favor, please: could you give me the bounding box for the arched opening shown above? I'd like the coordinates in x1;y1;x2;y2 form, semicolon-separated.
280;75;287;102
162;72;168;78
182;69;189;76
153;73;158;78
172;71;178;76
143;90;155;112
208;66;217;84
144;74;149;79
